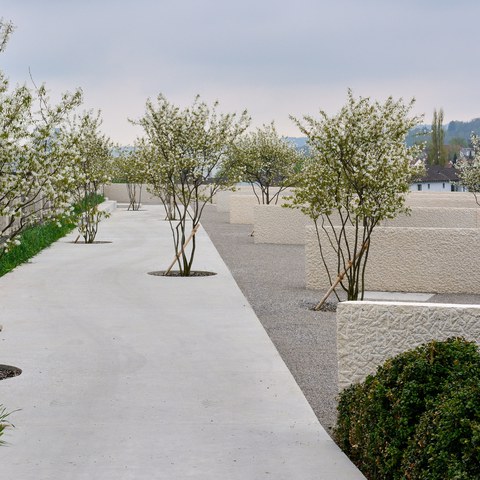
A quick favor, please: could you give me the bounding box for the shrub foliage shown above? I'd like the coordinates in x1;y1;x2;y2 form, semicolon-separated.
334;337;480;479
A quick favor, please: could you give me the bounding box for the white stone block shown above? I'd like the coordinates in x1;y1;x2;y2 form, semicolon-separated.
306;225;480;294
253;205;313;244
103;183;163;204
229;195;259;224
337;301;480;390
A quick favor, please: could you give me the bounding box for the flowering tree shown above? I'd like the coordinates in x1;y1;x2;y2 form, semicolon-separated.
113;147;147;211
134;94;250;276
227;122;304;204
290;91;424;301
455;134;480;204
69;111;113;243
0;19;82;256
1;18;86;444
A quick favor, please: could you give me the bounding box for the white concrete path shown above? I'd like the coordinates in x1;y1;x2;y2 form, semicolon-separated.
0;205;364;479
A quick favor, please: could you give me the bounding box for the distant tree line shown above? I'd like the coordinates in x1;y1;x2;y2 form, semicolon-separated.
405;114;480;165
406;118;480;147
292;116;480;167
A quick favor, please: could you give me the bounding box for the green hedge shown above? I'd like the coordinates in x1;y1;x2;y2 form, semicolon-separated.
0;194;104;277
334;337;480;480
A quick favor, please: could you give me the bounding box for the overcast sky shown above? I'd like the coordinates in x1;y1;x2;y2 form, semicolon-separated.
2;0;479;145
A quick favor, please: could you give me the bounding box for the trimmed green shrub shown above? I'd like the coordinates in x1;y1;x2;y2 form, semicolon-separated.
334;337;480;480
402;375;480;479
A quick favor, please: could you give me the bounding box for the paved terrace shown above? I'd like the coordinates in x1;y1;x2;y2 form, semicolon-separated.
0;205;364;479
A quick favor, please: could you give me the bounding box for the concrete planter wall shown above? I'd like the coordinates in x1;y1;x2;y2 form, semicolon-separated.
384;207;480;228
104;184;218;206
253;205;480;246
306;225;480;294
253;205;314;244
336;301;480;390
103;184;162;204
229;195;259;224
216;186;294;214
230;192;298;226
215;187;254;213
406;192;478;208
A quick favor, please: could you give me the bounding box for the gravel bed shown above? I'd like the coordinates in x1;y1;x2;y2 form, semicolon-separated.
201;205;341;432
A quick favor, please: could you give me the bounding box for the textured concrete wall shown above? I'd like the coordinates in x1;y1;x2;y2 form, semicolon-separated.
216;186;294;213
306;225;480;294
336;301;480;390
384;207;480;228
253;205;313;244
253;205;480;246
104;184;163;204
406;192;478;208
229;195;260;224
215;187;253;213
104;184;218;206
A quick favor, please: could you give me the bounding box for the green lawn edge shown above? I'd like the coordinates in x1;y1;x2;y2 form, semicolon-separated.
0;194;104;278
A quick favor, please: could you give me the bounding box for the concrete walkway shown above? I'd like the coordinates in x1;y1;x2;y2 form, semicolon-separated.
0;205;364;479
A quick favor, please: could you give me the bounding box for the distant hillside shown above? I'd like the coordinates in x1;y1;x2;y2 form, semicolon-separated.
286;137;308;150
288;118;480;151
406;118;480;146
445;118;480;143
406;125;430;146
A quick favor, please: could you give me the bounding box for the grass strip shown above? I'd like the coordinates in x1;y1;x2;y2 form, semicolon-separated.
0;194;104;277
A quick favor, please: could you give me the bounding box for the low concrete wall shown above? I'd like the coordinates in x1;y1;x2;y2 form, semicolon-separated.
229;192;295;225
229;195;259;224
217;186;294;213
385;207;480;228
216;187;254;213
104;184;219;206
254;205;314;244
249;191;479;212
337;301;480;390
306;225;480;294
406;192;478;208
104;184;163;204
254;205;480;246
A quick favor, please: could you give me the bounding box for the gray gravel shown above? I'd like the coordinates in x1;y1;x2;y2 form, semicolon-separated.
201;205;341;432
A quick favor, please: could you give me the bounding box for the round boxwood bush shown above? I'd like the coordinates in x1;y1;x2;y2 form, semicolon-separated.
402;374;480;479
334;337;480;480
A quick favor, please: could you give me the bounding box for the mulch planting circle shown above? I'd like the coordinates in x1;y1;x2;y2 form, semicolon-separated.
0;365;22;381
148;271;217;277
69;241;113;244
304;301;338;312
